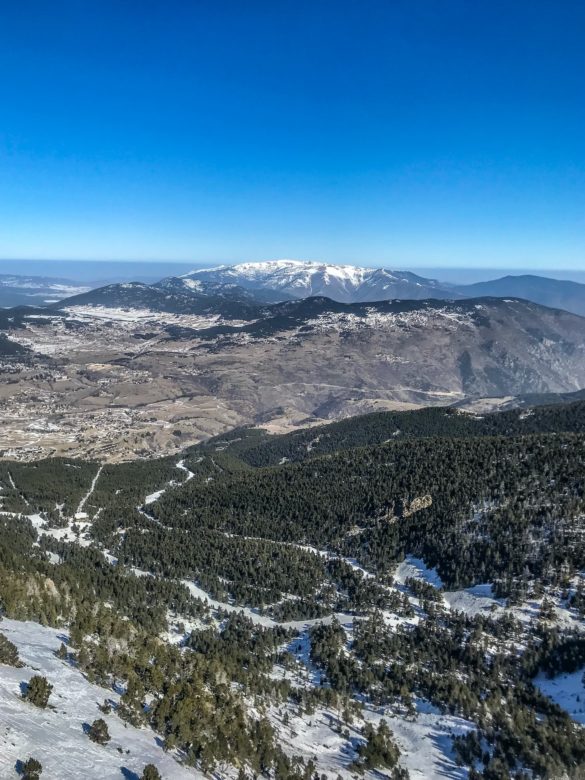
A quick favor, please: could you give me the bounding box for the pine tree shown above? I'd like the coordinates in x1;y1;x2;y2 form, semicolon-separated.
22;757;43;780
99;699;112;714
0;632;21;666
88;718;111;745
23;676;53;708
56;642;68;660
141;765;162;780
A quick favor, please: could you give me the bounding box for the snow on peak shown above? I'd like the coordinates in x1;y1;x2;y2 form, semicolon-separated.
172;260;451;304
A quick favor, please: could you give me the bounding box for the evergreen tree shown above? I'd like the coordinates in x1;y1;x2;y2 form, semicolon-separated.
141;765;162;780
56;642;68;660
23;676;53;708
22;757;43;780
354;720;400;771
0;631;21;666
88;718;111;745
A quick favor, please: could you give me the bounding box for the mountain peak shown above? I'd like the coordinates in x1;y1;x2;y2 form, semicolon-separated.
174;260;452;303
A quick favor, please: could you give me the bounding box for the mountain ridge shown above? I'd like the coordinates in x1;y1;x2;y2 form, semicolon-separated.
1;288;585;460
459;273;585;316
7;261;585;318
169;259;454;303
153;260;585;315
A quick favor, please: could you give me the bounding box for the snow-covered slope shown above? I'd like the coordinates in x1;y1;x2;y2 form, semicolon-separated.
0;619;201;779
169;260;455;304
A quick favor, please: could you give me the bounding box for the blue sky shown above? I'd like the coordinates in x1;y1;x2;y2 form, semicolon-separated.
0;1;584;269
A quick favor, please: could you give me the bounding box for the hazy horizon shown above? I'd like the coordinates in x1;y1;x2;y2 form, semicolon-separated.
2;258;585;286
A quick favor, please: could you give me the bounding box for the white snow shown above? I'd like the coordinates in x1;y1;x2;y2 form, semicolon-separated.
62;306;245;329
28;513;94;548
0;619;203;779
383;699;473;779
394;556;444;589
184;259;373;285
443;583;503;617
177;260;445;303
176;459;194;481
535;668;585;725
394;557;507;618
181;580;355;631
144;489;165;505
141;459;194;506
266;696;473;780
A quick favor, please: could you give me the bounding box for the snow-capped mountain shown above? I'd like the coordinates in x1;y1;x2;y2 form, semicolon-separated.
163;260;457;304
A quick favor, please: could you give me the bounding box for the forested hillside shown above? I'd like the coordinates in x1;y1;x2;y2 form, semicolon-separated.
197;400;585;467
1;401;585;778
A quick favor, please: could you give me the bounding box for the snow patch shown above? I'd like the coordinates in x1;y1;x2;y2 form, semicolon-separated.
535;668;585;725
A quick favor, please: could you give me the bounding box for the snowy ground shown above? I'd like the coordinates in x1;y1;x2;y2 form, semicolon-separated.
535;669;585;726
0;614;473;780
394;555;444;589
4;475;584;780
379;700;473;780
266;697;474;780
182;579;355;632
0;619;203;780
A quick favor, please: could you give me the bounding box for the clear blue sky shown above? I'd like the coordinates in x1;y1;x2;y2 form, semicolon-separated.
0;1;584;269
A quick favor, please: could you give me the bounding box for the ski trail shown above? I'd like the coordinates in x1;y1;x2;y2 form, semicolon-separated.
76;465;103;517
222;532;375;578
181;579;355;631
140;458;195;509
210;457;223;474
7;472;30;505
176;458;195;481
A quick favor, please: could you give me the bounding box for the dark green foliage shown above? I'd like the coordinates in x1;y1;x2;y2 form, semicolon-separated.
2;400;585;777
311;608;585;778
88;718;110;745
144;432;585;594
23;675;52;708
523;628;585;678
21;757;43;780
118;527;325;606
56;641;68;660
0;630;21;666
186;612;290;682
405;576;443;602
141;766;161;780
0;514;38;569
0;333;30;357
0;459;98;517
35;540;207;632
354;720;401;771
198;400;585;467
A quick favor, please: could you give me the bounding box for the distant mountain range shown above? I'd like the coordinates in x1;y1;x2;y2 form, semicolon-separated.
166;260;450;303
160;261;585;316
3;277;585;460
5;260;585;317
7;293;585;434
458;274;585;316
